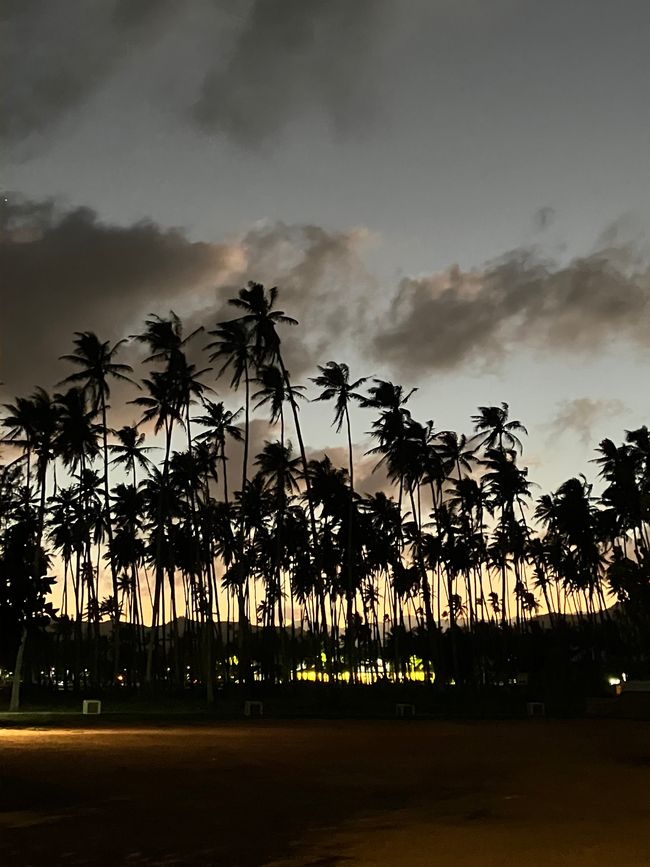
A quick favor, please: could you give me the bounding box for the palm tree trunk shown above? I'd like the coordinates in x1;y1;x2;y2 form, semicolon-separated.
408;486;435;682
100;393;120;680
236;365;252;687
278;357;331;674
344;407;357;681
8;626;27;712
146;421;173;686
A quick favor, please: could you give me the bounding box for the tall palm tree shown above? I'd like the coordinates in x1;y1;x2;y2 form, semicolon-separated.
311;362;369;661
228;283;329;647
364;383;441;675
593;436;649;559
206;319;256;491
482;448;532;624
204;320;259;682
193;400;243;505
255;440;301;644
131;314;206;685
311;362;368;491
60;332;135;676
254;364;305;444
2;388;59;709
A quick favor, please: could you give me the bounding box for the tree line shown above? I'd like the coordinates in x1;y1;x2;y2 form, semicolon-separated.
1;282;649;709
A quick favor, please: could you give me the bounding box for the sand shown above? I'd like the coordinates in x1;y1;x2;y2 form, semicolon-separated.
1;719;649;866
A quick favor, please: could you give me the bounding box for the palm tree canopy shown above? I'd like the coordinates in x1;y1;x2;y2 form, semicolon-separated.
360;379;416;411
133;312;203;364
254;440;301;496
205;319;254;389
228;282;297;366
193;400;243;449
129;371;186;434
310;361;368;433
109;425;156;473
59;331;134;407
471;402;528;453
2;388;59;460
53;387;102;470
253;364;304;424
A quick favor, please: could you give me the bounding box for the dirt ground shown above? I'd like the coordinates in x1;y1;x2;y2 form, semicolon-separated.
1;719;649;866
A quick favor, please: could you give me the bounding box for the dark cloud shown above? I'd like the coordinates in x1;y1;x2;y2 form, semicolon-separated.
546;397;626;446
3;0;392;152
1;0;173;146
0;196;369;396
0;195;236;393
193;0;390;145
372;248;650;376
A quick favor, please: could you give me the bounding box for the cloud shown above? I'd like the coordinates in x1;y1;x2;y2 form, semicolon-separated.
546;398;626;445
1;0;175;147
233;221;374;377
372;248;650;376
0;196;238;394
192;0;390;145
0;196;370;396
4;0;392;152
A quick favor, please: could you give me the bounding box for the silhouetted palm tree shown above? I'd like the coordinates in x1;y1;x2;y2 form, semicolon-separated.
311;361;368;664
471;402;528;453
109;424;156;487
2;388;59;708
194;400;243;505
3;306;650;697
60;332;135;675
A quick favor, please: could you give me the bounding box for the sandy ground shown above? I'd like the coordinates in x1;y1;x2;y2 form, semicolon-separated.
1;719;649;866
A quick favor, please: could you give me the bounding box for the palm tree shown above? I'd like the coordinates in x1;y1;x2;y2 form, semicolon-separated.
54;388;106;680
537;476;606;617
482;448;532;624
206;319;256;491
132;311;202;364
255;440;301;649
2;388;59;709
60;332;136;676
593;436;649;559
254;364;305;443
204;319;259;682
311;362;368;490
109;424;156;488
437;431;479;626
193;400;243;505
364;384;441;676
131;314;206;685
2;394;40;504
311;362;368;660
0;503;55;709
471;403;528;453
228;283;330;651
228;285;314;491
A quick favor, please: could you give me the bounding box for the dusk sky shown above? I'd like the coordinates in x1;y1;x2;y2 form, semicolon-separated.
3;0;650;494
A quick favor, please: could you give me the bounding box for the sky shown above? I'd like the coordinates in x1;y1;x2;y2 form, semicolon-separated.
2;0;650;496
